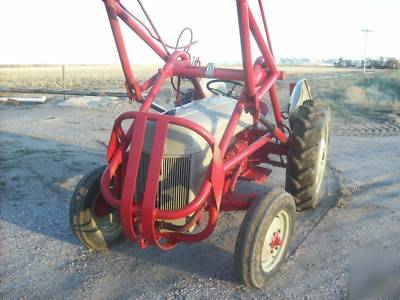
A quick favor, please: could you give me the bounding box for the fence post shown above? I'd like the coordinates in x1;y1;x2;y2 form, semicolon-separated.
62;65;66;100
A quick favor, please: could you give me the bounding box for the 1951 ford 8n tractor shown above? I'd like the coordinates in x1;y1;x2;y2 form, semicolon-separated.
69;0;331;288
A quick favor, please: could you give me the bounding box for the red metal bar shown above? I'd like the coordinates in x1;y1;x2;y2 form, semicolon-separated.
140;52;189;112
155;180;210;220
268;84;283;128
104;0;142;100
236;0;256;103
255;72;278;100
258;0;274;58
172;63;268;87
140;73;158;91
218;95;245;157
173;64;245;82
160;205;219;243
248;9;278;75
101;153;125;208
120;114;147;240
114;1;169;61
248;10;283;127
141;119;169;248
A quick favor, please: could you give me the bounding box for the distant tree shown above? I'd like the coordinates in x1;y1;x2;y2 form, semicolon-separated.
378;57;385;68
334;57;344;68
344;59;356;68
384;58;399;69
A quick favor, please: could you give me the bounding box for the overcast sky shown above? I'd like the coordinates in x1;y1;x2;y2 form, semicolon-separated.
0;0;399;65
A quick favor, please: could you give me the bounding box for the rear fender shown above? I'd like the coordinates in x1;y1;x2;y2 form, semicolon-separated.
288;79;312;115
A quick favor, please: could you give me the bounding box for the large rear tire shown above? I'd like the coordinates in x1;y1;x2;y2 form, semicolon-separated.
285;99;331;210
69;166;123;250
234;188;296;288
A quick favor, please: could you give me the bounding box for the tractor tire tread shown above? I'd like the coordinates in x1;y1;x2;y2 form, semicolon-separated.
285;99;331;210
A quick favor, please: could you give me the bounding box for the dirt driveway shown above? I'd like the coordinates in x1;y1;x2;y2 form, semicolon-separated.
1;100;400;299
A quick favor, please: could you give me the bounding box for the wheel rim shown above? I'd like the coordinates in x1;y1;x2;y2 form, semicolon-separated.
261;210;290;273
314;124;329;196
93;195;120;233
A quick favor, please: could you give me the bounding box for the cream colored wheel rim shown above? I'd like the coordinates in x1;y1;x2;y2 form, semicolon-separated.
261;210;290;273
315;124;329;196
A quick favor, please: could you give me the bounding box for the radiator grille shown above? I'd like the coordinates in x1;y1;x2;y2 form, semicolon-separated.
135;153;191;210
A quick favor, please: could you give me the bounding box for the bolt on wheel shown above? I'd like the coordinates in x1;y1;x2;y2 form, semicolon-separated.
261;210;290;273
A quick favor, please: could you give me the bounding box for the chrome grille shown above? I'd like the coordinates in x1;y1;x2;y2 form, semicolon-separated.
135;153;191;210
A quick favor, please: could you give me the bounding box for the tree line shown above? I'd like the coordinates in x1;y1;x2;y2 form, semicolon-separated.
334;57;399;69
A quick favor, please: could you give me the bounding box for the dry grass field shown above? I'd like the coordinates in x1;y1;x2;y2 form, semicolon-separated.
1;65;399;113
0;65;359;91
308;70;400;123
0;65;151;91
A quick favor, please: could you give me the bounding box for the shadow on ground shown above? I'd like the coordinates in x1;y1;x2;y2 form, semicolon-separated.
0;131;341;289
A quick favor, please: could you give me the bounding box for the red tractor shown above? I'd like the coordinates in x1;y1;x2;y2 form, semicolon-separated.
70;0;331;288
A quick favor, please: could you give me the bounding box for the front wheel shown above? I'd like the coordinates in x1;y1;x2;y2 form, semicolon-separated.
69;166;123;250
234;188;296;288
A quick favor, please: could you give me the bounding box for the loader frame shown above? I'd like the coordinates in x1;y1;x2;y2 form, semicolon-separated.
100;0;289;249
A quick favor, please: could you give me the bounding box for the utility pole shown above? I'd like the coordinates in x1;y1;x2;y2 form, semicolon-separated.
361;29;374;73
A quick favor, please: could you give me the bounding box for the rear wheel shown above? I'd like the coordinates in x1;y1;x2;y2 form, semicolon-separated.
69;166;123;250
234;188;296;288
286;99;331;210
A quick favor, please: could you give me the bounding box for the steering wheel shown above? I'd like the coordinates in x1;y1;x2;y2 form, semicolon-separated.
206;79;244;99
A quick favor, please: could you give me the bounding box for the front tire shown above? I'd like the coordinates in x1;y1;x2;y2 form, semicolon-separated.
286;99;331;210
69;166;123;250
234;188;296;288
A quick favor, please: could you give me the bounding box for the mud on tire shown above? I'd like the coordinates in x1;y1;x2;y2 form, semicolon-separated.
285;99;331;211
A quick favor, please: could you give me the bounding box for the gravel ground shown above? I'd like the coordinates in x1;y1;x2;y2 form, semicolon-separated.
1;98;399;299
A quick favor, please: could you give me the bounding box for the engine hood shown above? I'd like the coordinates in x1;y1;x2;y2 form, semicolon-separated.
142;96;253;156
